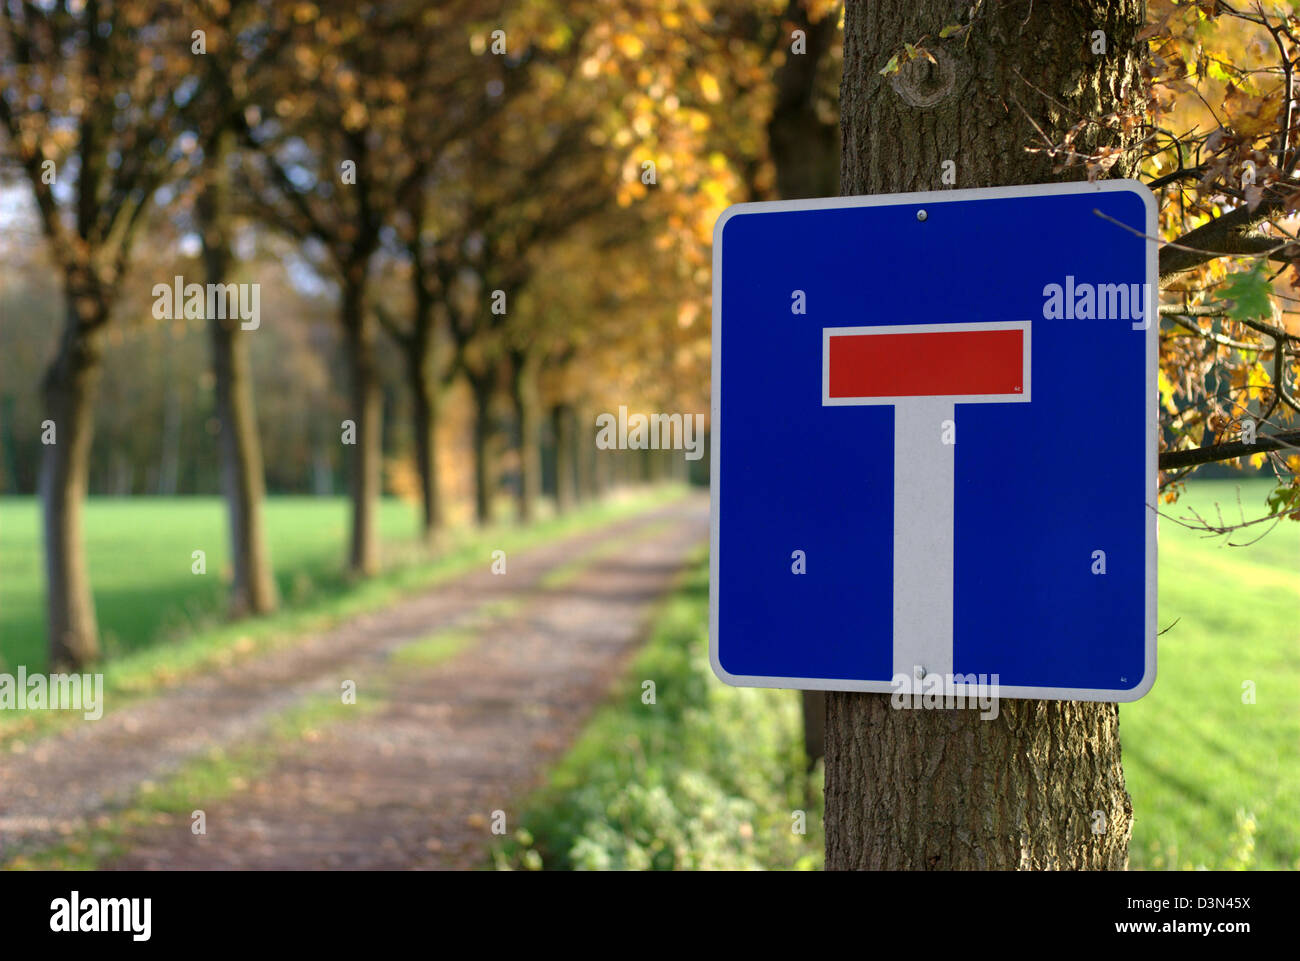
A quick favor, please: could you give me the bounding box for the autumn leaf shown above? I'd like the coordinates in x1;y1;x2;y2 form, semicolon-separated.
1212;262;1273;320
1265;484;1300;518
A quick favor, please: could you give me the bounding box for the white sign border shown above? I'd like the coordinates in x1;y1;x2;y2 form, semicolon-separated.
708;179;1159;703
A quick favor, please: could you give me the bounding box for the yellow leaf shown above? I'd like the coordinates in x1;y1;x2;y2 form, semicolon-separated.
698;71;721;104
1158;368;1178;413
614;33;644;59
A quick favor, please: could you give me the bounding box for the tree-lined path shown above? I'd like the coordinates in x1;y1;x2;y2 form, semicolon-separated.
0;494;708;868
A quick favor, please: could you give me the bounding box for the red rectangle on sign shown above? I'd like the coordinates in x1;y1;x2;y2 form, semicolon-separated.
827;328;1024;399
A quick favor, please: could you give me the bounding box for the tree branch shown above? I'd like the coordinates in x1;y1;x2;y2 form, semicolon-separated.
1159;429;1300;469
1159;196;1291;280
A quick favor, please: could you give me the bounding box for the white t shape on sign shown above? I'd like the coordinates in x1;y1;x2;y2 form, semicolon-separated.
821;320;1031;683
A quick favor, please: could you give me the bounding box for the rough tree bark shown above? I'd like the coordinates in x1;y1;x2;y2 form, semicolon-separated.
199;136;278;616
41;293;106;670
341;272;381;574
825;0;1142;870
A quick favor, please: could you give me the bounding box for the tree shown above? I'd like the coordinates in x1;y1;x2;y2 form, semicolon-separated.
435;109;611;524
0;0;193;668
189;1;280;615
236;0;451;573
372;2;530;542
824;0;1143;870
1139;1;1300;530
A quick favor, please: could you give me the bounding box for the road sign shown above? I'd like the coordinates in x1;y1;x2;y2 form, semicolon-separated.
709;180;1157;702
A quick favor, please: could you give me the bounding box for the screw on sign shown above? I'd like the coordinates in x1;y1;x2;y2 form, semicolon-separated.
709;181;1157;702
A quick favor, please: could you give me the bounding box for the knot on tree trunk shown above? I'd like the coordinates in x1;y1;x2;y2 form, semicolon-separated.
889;47;957;108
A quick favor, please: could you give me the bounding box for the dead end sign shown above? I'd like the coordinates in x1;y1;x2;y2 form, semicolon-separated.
709;181;1158;702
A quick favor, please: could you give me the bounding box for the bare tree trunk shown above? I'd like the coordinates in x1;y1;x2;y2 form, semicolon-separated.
551;403;576;513
508;355;540;524
801;691;826;772
575;403;596;503
409;348;442;543
825;0;1142;871
768;0;840;202
468;370;495;526
41;304;104;669
341;275;380;574
208;312;278;614
200;147;278;616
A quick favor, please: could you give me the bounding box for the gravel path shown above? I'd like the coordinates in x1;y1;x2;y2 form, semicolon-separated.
0;494;708;867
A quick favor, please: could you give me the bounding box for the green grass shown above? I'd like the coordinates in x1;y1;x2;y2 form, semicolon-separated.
390;628;477;667
0;486;686;742
493;548;823;871
1124;477;1300;870
0;496;425;671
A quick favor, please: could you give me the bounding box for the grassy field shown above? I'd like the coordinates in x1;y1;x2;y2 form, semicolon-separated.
0;497;426;671
0;488;684;682
1124;477;1300;870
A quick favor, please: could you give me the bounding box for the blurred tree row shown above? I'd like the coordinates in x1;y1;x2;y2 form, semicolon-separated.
0;0;835;669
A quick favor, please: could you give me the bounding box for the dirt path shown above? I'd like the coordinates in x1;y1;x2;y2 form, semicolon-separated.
0;494;708;867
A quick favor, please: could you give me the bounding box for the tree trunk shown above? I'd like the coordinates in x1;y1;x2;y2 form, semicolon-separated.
208;312;278;614
575;404;596;502
409;347;442;543
200;146;278;616
767;0;840;202
801;690;826;772
41;304;104;669
825;0;1142;871
551;404;576;513
508;357;540;524
468;370;495;526
341;275;380;574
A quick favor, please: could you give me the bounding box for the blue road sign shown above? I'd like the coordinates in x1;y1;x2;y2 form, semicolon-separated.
709;181;1157;702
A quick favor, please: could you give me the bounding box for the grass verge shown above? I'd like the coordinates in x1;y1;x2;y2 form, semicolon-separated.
492;548;823;871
